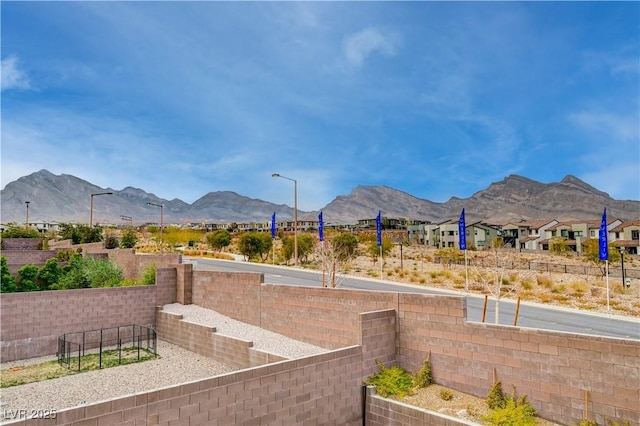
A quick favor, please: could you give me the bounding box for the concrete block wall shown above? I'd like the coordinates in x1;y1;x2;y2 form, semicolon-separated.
359;309;397;378
2;250;59;275
0;284;167;362
5;346;364;426
364;386;475;426
395;294;640;426
192;272;639;426
258;284;401;349
1;238;45;250
155;307;285;369
193;271;263;326
175;263;193;304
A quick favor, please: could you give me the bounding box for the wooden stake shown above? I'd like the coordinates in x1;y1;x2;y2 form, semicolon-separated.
585;390;589;420
492;367;496;384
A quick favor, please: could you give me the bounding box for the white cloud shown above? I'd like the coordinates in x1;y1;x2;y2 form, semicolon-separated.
1;56;31;91
569;111;639;143
343;27;398;68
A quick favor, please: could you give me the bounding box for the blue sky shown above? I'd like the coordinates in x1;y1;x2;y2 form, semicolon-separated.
1;2;638;211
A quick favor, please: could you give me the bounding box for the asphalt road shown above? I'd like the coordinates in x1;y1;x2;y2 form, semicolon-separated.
186;258;640;341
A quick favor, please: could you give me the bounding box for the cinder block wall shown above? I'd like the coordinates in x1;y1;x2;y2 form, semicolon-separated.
395;293;640;426
192;270;263;326
360;309;397;378
191;271;639;426
364;386;474;426
0;286;157;362
2;250;59;275
155;307;285;369
5;346;365;426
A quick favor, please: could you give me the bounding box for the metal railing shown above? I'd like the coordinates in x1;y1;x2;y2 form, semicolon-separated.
57;325;157;371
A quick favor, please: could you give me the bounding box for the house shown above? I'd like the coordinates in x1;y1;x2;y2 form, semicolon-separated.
610;220;640;255
501;219;558;250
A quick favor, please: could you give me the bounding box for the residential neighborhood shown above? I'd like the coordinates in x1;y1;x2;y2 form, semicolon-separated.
6;215;639;255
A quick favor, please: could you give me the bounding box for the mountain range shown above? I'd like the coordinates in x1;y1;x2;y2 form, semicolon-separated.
1;170;638;226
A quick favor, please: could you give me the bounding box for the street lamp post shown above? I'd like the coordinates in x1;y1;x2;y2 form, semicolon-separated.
90;192;113;227
25;201;30;227
272;173;298;266
147;202;164;254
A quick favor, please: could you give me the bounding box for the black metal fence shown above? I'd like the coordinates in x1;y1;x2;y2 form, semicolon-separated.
433;257;639;279
57;324;157;371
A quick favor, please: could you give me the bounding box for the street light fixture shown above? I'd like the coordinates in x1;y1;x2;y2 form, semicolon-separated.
147;202;164;254
90;192;113;227
272;173;298;266
120;215;133;227
25;201;30;227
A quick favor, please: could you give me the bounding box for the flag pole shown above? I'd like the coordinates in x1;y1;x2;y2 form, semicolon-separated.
464;249;469;291
322;241;325;287
606;260;610;311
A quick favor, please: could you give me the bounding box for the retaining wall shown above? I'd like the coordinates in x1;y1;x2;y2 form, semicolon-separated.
191;270;640;426
155;307;285;369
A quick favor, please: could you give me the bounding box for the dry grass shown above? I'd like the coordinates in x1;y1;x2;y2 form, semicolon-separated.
337;246;639;318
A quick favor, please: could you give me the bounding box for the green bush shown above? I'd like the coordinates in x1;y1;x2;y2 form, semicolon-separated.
120;229;138;249
36;258;61;290
364;360;415;398
54;254;90;289
84;257;123;288
104;235;119;249
482;394;537;426
414;359;435;388
486;381;507;410
1;226;41;238
17;265;40;292
141;264;156;285
440;388;454;401
1;256;17;293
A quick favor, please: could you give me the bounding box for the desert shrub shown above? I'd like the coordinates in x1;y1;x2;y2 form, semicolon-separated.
575;420;598;426
414;359;434;388
120;229;138;249
536;275;553;289
104;235;119;249
521;278;535;290
440;388;454;401
141;264;156;285
486;381;507;410
364;360;415;398
482;394;537;426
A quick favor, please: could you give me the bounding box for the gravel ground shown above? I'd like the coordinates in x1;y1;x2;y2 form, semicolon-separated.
0;305;327;423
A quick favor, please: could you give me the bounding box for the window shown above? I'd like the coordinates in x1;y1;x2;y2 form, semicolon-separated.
632;230;639;240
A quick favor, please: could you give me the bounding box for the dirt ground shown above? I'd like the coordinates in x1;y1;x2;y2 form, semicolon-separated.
327;245;640;318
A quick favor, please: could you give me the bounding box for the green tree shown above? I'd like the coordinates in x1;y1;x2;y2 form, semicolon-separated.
17;265;39;292
54;254;90;289
206;229;232;252
281;234;315;264
84;257;123;287
0;225;41;238
331;233;359;261
35;258;61;290
104;235;119;249
1;256;17;293
59;224;104;244
257;233;273;262
238;232;266;261
120;229;138;249
366;236;393;264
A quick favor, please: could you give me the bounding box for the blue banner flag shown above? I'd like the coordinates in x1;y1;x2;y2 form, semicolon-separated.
458;209;467;250
271;212;276;239
376;211;382;247
318;211;324;242
599;208;608;261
